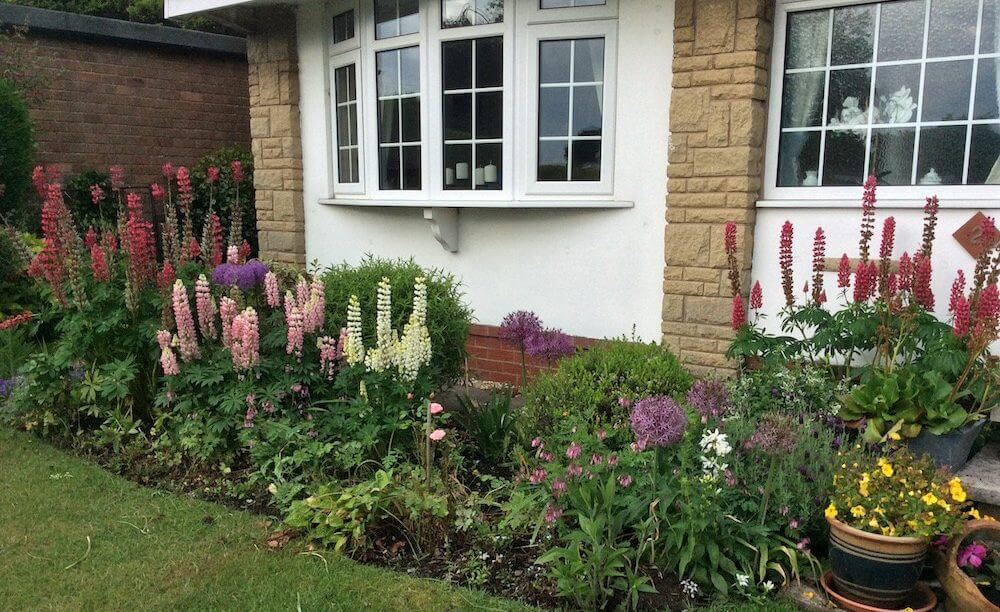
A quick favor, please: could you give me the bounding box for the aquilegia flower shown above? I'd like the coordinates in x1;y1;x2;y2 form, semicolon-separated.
630;396;687;448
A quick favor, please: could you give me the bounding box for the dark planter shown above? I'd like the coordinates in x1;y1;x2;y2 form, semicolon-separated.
828;516;928;609
906;419;986;472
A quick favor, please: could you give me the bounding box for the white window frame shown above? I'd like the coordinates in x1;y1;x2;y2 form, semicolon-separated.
322;0;622;206
763;0;1000;204
519;19;617;196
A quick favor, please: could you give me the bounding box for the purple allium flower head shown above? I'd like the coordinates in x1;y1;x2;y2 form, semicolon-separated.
686;379;732;420
629;396;687;448
213;259;269;291
747;413;797;455
499;310;542;350
525;327;575;362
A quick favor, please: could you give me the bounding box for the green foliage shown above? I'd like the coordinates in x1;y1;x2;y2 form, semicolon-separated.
189;147;256;252
524;338;693;438
453;388;521;466
728;365;844;418
0;227;43;318
321;256;472;386
5;1;239;35
0;79;35;228
63;170;116;231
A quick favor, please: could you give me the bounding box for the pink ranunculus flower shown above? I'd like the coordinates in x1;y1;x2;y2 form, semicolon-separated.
429;402;444;415
429;428;446;441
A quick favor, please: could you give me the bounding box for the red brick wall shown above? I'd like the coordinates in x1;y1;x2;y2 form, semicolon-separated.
465;324;595;388
13;33;249;186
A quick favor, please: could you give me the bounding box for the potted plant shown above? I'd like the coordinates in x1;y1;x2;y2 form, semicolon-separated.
932;519;1000;611
824;447;975;609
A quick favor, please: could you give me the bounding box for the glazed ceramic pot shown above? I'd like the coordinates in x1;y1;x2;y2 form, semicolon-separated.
828;516;929;608
906;419;986;471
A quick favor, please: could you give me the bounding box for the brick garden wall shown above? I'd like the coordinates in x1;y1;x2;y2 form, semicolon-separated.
465;324;595;388
6;30;249;187
661;0;775;375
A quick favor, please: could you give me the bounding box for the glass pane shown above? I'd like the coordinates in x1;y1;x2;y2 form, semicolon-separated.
337;104;351;144
786;10;829;70
777;131;821;187
572;85;602;137
831;4;875;66
349;149;359;183
540;40;572;84
974;58;1000;120
376;50;399;96
879;0;926;61
873;64;920;124
380;147;401;189
927;0;978;57
338;149;358;184
400;97;421;142
444;143;472;190
823;129;867;186
968;124;1000;184
375;0;397;39
378;99;399;143
402;145;421;189
538;140;568;181
444;93;473;140
827;68;871;127
541;0;605;6
476;143;502;190
476;37;503;88
984;0;1000;54
333;9;355;44
335;64;356;103
870;128;915;186
573;38;605;82
781;72;826;128
539;87;570;137
399;0;420;36
348;105;358;145
442;0;503;27
916;125;966;185
571;140;601;181
921;60;972;122
442;40;473;90
476;91;503;139
400;47;420;95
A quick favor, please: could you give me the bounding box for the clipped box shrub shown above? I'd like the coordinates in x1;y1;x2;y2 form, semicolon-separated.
0;79;35;228
321;256;472;386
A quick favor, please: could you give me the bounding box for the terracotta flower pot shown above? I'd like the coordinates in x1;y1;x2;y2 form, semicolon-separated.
828;516;929;608
931;519;1000;612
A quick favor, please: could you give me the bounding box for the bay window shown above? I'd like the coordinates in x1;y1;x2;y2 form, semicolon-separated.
766;0;1000;200
324;0;619;204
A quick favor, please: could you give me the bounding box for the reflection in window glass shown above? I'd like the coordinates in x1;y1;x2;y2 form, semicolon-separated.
334;64;360;183
376;47;422;190
442;0;503;27
968;125;1000;184
777;0;1000;187
375;0;419;40
442;37;503;190
537;37;604;182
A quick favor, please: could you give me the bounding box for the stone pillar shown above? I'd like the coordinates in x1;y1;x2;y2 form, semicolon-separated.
246;8;306;266
662;0;774;374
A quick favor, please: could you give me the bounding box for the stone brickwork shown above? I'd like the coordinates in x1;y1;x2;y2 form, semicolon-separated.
246;8;306;266
662;0;775;374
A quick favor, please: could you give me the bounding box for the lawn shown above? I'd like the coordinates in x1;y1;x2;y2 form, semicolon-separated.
0;428;528;611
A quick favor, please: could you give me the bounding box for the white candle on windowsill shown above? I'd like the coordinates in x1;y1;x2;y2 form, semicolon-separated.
456;162;469;180
484;163;497;183
474;167;485;186
445;167;455;185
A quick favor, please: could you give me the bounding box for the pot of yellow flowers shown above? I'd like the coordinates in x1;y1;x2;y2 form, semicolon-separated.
824;447;974;609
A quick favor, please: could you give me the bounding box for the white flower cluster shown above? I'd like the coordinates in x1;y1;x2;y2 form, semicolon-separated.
364;277;398;373
344;295;365;366
699;428;732;481
346;277;432;382
396;277;432;382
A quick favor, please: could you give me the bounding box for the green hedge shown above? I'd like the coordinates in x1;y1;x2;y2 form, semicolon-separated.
0;79;35;228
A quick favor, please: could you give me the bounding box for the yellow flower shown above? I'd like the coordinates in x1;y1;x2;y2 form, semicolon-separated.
881;463;894;477
851;505;867;518
949;478;967;503
825;503;838;519
868;517;880;529
889;431;902;441
969;508;982;520
922;492;939;506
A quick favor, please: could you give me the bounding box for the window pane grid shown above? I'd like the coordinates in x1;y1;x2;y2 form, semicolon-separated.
778;0;1000;187
335;64;360;184
377;47;422;190
443;37;503;191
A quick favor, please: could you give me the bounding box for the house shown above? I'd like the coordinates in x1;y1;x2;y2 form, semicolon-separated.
164;0;1000;375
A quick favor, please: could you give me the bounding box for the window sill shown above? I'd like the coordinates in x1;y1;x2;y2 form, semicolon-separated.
757;198;999;210
318;198;634;209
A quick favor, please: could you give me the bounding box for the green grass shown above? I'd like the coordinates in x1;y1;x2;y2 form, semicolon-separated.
0;428;529;611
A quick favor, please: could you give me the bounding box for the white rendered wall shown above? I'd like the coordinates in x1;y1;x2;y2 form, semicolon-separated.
752;201;1000;334
295;1;673;340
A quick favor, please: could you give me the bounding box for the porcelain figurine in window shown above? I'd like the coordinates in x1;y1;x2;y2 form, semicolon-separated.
828;96;867;127
873;86;916;125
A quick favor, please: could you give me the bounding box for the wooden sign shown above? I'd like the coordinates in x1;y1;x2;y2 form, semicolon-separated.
954;212;999;259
